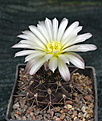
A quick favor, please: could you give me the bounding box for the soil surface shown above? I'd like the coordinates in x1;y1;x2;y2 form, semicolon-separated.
11;67;94;121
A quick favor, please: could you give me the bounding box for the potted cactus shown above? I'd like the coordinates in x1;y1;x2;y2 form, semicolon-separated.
6;18;98;121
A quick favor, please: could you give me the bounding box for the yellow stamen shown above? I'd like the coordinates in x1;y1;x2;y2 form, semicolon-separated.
46;41;62;54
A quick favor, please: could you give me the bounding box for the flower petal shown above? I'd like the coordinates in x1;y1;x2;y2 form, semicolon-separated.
68;52;84;63
73;33;92;44
61;21;79;41
49;56;58;73
12;42;43;50
22;30;35;38
37;21;50;42
25;58;38;74
58;54;69;64
44;54;53;61
19;40;45;50
12;43;34;49
19;40;36;45
29;58;46;75
29;25;47;45
25;51;45;62
63;44;97;52
57;18;68;41
58;59;70;81
66;52;85;69
74;26;83;34
52;18;58;41
14;50;35;57
18;31;46;49
62;33;92;49
17;34;29;40
45;18;53;41
44;61;49;71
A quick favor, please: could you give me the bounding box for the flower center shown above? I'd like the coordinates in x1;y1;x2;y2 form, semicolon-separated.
46;41;62;54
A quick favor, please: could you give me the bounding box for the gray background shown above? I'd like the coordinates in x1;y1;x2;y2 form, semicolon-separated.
0;0;102;120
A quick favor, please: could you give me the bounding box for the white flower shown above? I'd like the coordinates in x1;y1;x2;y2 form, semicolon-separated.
12;18;97;81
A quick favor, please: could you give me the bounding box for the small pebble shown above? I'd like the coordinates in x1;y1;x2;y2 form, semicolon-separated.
60;110;64;113
73;111;77;117
54;107;61;112
21;116;26;120
13;102;20;109
64;104;72;109
73;118;79;121
82;118;86;121
89;103;94;108
71;114;75;119
55;113;61;117
34;110;40;115
78;112;83;118
68;110;73;115
84;96;90;101
60;113;65;120
73;93;78;96
29;112;34;116
81;106;86;113
63;109;68;113
55;118;61;121
36;115;42;120
53;116;57;120
66;101;72;104
15;111;21;115
32;116;36;120
11;112;15;119
14;114;21;120
26;110;30;114
22;105;28;112
66;115;71;121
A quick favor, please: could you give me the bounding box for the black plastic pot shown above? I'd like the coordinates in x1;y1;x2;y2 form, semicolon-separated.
5;64;98;121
